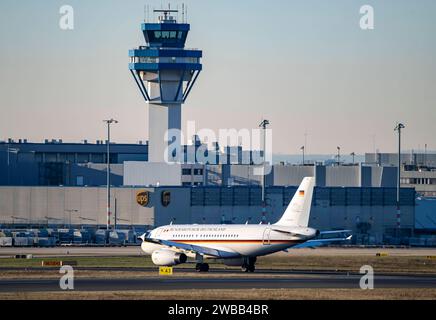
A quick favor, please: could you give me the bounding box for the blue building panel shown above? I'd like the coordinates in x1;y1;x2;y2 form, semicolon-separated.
283;186;298;206
371;188;384;206
129;63;202;71
190;188;204;206
220;188;233;206
383;188;398;206
249;187;262;206
331;187;347;206
142;23;190;31
314;187;330;201
0;141;148;186
190;186;416;207
129;49;202;58
361;188;372;206
233;187;250;206
346;187;362;206
400;188;416;206
204;187;220;206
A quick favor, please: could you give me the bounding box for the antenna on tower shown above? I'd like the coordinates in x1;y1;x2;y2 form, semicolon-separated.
148;4;150;22
182;3;184;23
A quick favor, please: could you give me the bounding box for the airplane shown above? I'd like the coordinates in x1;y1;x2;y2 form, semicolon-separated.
139;177;352;272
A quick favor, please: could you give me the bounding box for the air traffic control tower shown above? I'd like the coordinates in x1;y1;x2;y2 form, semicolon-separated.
129;9;202;163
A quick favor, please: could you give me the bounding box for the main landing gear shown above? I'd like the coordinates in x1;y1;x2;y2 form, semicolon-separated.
241;257;256;273
195;263;209;272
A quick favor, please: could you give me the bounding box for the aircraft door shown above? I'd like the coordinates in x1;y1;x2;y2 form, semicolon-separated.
262;227;271;245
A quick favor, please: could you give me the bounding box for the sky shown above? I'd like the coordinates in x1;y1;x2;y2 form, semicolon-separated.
0;0;435;155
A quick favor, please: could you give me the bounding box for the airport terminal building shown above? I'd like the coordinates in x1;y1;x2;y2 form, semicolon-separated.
1;139;436;247
0;183;417;245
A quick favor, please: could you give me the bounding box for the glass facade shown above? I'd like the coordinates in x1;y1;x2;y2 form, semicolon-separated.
191;186;416;207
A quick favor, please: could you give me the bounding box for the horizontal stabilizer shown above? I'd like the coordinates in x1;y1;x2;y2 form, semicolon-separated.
293;235;352;249
319;229;352;235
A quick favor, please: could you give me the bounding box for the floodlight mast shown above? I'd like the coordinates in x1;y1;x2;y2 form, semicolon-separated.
103;118;118;232
259;119;270;224
394;122;405;236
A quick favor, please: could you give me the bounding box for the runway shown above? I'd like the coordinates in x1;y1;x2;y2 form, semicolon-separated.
2;247;436;258
1;270;435;292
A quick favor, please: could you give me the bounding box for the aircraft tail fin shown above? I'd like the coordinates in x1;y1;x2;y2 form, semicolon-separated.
274;177;315;227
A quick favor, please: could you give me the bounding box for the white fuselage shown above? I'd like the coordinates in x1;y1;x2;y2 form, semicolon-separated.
141;224;318;259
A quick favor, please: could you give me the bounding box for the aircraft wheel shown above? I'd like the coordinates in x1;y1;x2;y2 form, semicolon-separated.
242;257;256;272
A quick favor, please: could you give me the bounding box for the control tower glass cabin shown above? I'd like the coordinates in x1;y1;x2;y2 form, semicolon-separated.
129;9;202;163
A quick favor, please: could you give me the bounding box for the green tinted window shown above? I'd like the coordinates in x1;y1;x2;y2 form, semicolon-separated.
150;31;183;42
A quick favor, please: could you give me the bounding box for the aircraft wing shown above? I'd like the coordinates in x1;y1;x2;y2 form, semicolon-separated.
293;235;352;249
144;237;239;259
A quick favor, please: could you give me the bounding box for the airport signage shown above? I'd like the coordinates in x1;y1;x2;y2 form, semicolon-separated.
136;190;150;207
42;260;62;267
159;266;173;275
41;260;77;266
161;190;171;207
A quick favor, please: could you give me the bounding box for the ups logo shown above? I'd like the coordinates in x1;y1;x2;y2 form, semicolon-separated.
161;191;171;207
136;191;150;207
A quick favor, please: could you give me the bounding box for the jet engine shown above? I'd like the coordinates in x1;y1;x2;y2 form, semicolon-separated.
141;241;162;255
151;249;187;266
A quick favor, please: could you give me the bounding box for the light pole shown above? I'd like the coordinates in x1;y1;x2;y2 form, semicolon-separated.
350;152;355;165
301;146;305;165
259;119;270;224
424;143;427;166
103;118;118;231
6;143;9;185
336;146;341;166
394;123;405;236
